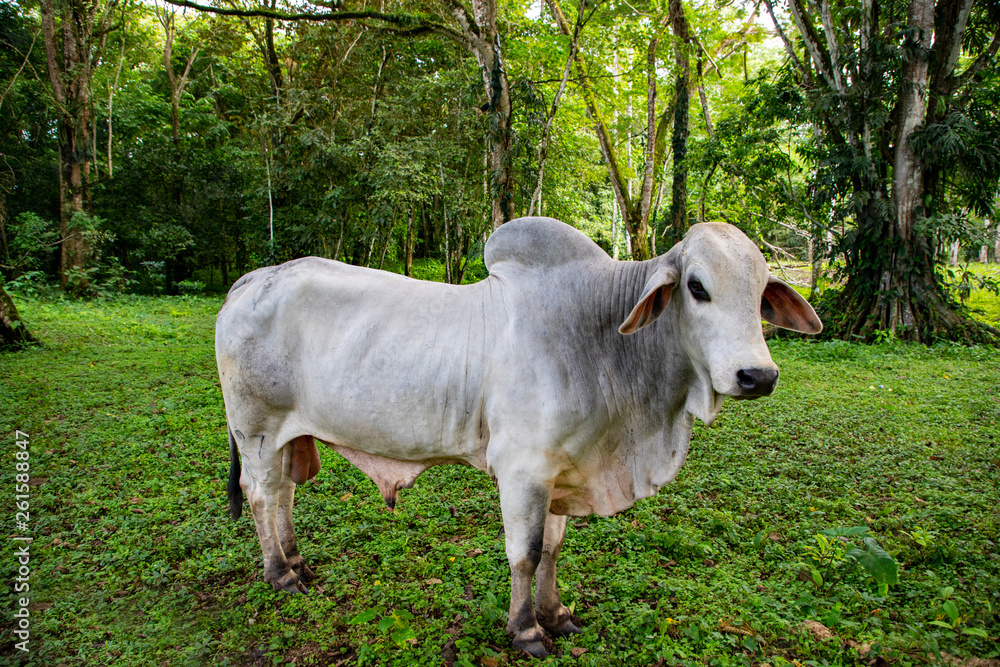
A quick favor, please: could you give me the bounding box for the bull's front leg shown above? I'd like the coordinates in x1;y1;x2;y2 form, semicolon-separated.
497;475;553;657
534;512;581;637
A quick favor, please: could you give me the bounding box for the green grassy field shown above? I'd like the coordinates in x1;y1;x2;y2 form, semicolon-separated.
1;292;998;667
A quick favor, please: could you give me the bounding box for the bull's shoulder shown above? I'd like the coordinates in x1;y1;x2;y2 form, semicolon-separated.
484;217;609;275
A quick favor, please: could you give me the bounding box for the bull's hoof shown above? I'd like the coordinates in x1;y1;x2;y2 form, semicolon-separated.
269;570;309;594
280;580;308;594
537;607;582;637
290;560;316;582
548;617;582;637
513;638;548;658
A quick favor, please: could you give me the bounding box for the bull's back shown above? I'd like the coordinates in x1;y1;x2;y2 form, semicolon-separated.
216;258;495;463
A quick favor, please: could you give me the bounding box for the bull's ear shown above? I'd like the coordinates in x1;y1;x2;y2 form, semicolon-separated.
619;265;679;334
761;276;823;334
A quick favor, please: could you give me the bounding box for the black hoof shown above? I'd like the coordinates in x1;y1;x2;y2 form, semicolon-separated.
292;562;316;582
537;608;583;637
280;579;308;594
550;618;582;637
270;571;309;594
514;639;548;658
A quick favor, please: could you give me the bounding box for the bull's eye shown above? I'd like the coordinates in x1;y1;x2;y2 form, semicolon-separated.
688;279;710;302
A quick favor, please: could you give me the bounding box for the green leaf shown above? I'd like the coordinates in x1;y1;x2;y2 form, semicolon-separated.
929;620;956;630
348;608;380;625
942;600;960;623
819;526;869;538
960;627;989;638
391;627;416;646
845;537;898;585
378;615;395;633
811;569;823;587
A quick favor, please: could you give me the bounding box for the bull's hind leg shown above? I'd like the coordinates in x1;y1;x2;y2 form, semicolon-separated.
277;436;321;582
234;429;308;594
534;512;581;637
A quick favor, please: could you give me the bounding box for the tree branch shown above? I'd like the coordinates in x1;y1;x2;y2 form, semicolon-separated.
786;0;837;92
762;0;811;85
818;0;846;95
165;0;464;42
39;0;65;106
528;0;583;216
0;29;40;110
955;24;1000;87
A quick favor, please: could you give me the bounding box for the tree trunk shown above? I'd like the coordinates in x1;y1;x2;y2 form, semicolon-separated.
376;218;393;271
156;2;201;147
611;194;619;260
0;286;36;347
41;0;117;292
56;109;88;291
668;0;691;245
480;35;514;230
405;205;414;277
441;0;515;229
0;179;10;268
836;0;976;341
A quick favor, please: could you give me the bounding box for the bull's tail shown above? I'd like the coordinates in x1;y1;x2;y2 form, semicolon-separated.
227;428;244;520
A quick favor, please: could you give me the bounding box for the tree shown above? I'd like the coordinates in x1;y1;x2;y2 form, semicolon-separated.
764;0;1000;342
547;0;673;261
168;0;518;229
154;0;202;146
39;0;119;291
0;286;36;347
525;2;586;218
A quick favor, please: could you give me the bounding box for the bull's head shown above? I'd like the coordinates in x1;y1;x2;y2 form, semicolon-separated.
618;222;822;424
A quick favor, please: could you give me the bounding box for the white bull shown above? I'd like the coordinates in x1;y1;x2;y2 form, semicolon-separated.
215;217;821;656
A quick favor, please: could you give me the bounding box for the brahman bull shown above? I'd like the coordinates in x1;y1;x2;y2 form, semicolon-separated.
216;217;821;656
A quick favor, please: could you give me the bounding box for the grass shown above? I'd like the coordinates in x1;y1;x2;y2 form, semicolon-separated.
953;263;1000;328
0;290;998;667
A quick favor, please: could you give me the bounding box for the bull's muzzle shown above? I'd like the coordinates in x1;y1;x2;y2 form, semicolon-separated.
735;367;779;397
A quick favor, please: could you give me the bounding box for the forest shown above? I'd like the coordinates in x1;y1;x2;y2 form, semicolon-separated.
1;0;999;342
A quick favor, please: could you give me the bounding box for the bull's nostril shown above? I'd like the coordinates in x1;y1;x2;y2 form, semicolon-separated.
737;368;779;394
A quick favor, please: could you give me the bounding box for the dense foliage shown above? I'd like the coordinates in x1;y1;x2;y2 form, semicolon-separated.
0;0;998;337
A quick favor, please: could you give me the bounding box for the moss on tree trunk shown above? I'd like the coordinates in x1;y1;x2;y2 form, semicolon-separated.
0;286;36;348
820;234;998;344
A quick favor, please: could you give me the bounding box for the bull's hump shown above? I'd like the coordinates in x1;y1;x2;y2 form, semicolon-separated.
484;217;610;274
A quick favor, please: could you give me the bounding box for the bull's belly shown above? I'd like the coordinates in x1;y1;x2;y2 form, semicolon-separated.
292;383;489;509
295;369;488;457
322;441;482;509
304;412;488;469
